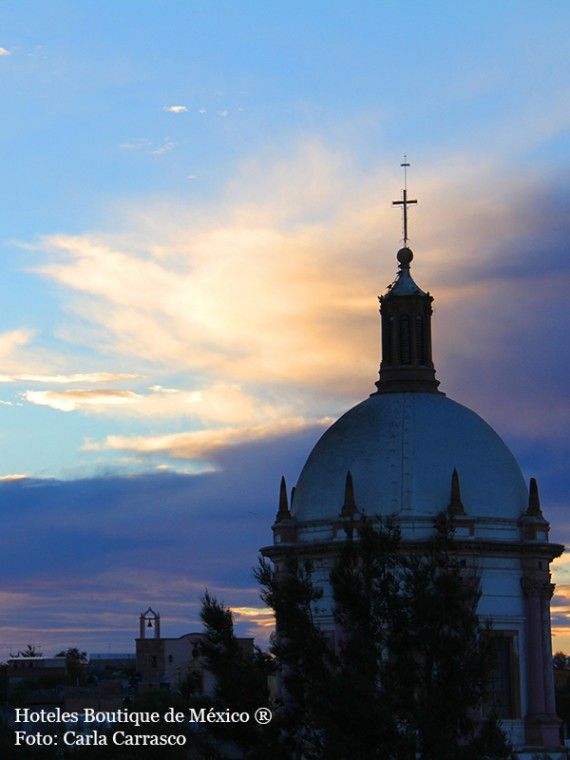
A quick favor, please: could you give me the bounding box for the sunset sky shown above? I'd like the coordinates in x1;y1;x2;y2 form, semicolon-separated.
0;1;569;658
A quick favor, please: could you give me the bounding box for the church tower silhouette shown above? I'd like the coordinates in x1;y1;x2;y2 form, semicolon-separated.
262;164;563;753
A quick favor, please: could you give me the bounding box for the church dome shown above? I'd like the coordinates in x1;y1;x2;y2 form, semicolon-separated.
292;392;527;522
287;173;528;527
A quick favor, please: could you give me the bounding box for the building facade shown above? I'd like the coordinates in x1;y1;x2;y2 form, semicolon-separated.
135;607;254;695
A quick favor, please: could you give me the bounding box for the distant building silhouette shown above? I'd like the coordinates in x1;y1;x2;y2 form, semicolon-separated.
135;608;253;694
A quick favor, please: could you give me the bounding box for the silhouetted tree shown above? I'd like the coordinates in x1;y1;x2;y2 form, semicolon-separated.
11;644;42;658
325;518;411;759
56;647;88;685
190;592;277;758
256;556;335;758
0;662;7;704
553;650;570;746
256;514;512;760
385;515;509;759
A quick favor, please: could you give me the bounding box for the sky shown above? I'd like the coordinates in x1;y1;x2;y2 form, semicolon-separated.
0;1;569;659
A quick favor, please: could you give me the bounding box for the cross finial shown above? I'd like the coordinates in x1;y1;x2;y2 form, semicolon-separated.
392;156;417;246
402;154;409;190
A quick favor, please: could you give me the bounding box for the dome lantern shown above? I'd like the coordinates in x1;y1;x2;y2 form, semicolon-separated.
375;165;441;394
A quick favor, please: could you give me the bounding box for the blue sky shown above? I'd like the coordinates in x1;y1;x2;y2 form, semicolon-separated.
0;1;569;657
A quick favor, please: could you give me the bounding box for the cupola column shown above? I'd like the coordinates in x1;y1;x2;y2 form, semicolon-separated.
542;590;557;717
521;573;561;746
521;576;547;715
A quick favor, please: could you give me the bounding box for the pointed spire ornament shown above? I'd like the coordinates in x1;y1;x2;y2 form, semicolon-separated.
341;470;358;518
275;475;290;522
526;477;544;518
448;468;465;515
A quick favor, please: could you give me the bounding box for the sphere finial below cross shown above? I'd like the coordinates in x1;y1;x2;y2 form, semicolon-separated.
397;246;413;267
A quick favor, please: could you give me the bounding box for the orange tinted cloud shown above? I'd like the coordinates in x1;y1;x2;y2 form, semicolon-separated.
84;416;330;460
231;606;274;629
0;372;137;384
25;139;570;446
23;389;142;412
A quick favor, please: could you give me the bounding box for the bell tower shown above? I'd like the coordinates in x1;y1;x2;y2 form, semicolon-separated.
139;607;161;639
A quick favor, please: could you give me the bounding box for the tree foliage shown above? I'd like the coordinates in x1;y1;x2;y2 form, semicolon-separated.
254;514;512;760
255;556;334;758
189;592;277;758
56;647;88;685
385;515;505;759
11;644;42;658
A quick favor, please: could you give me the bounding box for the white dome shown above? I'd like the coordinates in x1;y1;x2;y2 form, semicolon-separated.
292;392;527;522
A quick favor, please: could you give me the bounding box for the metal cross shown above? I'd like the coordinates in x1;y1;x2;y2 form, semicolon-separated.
392;156;417;246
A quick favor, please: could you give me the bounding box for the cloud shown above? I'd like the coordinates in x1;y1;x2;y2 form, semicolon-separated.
2;138;569;661
0;328;81;381
0;473;28;481
120;137;176;155
20;382;297;425
548;555;570;649
0;328;34;358
0;394;565;658
30;146;378;399
0;425;314;657
152;138;175;155
23;389;142;412
83;416;330;460
0;372;137;384
182;384;279;425
231;606;274;631
22;137;570;470
163;105;187;113
119;138;152;151
0;47;11;57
